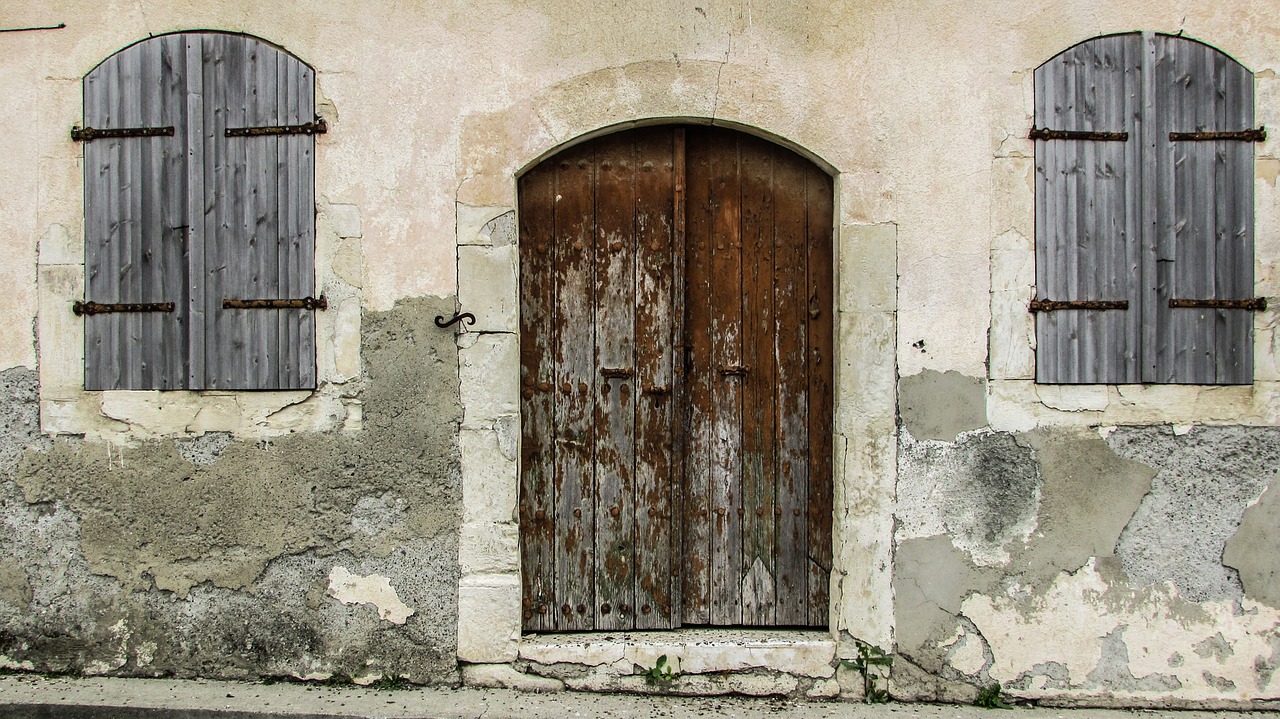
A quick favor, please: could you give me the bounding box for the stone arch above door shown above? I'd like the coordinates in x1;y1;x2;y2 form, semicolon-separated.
453;68;897;665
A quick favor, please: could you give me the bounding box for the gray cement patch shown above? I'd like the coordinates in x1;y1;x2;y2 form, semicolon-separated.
1224;483;1280;608
1108;426;1280;602
1;297;463;682
898;370;987;443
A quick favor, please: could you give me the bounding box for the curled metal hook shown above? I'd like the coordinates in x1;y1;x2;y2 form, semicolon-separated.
435;312;476;330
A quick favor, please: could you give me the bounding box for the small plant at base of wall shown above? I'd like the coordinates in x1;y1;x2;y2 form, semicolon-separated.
842;641;893;703
974;683;1013;709
640;654;679;687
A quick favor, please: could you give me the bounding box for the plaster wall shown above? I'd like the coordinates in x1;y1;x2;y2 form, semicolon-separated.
0;0;1277;705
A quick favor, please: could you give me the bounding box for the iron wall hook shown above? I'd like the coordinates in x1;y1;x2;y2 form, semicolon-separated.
435;312;476;330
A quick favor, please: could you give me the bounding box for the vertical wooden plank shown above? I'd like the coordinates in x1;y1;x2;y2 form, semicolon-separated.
519;164;558;632
187;34;207;389
593;133;638;630
772;146;809;625
681;128;714;625
1215;54;1255;384
552;143;597;631
83;52;122;389
201;32;231;388
738;134;777;626
633;127;677;629
1142;32;1164;382
157;35;192;390
669;127;687;629
705;128;743;625
804;162;834;627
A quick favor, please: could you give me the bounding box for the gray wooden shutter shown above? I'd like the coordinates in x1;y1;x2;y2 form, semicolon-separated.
1034;33;1143;383
199;34;317;390
83;32;317;391
83;35;192;390
1147;34;1256;384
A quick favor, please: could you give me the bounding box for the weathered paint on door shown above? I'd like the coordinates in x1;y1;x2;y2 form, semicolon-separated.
519;125;833;631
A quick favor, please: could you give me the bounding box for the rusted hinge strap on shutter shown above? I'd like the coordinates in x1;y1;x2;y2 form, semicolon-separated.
1029;127;1128;142
1169;297;1268;311
1169;127;1266;142
1029;299;1129;313
225;118;327;138
73;300;175;316
222;296;328;310
71;126;174;142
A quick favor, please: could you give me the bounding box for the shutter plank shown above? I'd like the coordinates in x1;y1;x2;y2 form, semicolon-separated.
633;128;677;629
772;147;809;625
592;133;637;630
739;135;777;626
186;35;207;388
805;162;834;627
519;165;557;631
552;144;596;631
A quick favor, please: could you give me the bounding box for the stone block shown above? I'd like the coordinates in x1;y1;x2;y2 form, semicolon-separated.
38;223;79;266
459;521;519;576
461;663;564;692
459;333;519;427
457;575;521;663
458;204;516;246
834;310;896;433
459;428;518;525
327;203;363;238
458;245;518;332
36;264;83;401
838;223;896;312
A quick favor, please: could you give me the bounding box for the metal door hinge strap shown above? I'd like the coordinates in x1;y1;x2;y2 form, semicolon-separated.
1169;297;1267;311
600;367;633;379
719;365;749;376
73;301;174;316
222;296;328;310
1029;299;1129;313
71;126;174;142
225;118;327;138
1169;128;1266;142
1029;127;1128;142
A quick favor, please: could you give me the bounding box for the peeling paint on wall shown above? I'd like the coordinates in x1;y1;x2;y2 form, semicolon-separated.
327;567;415;624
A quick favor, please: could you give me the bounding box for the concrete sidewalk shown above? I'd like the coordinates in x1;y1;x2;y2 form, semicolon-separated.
2;676;1280;719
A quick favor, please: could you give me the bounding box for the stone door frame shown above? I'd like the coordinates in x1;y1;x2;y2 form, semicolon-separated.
451;61;897;676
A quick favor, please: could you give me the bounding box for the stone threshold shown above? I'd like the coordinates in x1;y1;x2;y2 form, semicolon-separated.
459;629;849;698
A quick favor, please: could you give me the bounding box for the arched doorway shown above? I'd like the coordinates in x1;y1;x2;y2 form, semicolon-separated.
518;125;833;631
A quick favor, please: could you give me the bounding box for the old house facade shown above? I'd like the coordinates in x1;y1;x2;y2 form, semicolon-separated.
1;0;1278;706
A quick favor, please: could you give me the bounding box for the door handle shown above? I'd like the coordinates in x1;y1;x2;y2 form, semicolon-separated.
719;365;748;377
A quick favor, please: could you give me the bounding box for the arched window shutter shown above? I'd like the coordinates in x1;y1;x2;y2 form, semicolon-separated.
1149;34;1257;384
1033;33;1143;384
1034;32;1260;385
80;32;319;391
83;34;192;390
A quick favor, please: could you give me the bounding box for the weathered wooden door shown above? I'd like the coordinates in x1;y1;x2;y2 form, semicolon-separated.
519;125;833;632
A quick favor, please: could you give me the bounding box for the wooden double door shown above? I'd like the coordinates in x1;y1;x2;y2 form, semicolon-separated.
518;125;833;631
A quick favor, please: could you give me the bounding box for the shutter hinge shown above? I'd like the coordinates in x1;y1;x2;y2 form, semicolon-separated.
222;296;328;310
1029;127;1128;142
1029;299;1129;313
73;300;175;316
1169;127;1266;142
1169;297;1267;311
71;126;174;142
225;118;328;138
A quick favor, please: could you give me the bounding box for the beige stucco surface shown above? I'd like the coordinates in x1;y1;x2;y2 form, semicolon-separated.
1;0;1278;706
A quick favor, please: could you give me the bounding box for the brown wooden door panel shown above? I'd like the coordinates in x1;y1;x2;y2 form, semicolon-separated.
519;125;832;631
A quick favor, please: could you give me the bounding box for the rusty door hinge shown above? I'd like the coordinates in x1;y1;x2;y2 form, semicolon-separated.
719;365;749;376
73;300;175;316
1029;299;1129;313
222;296;328;310
225;118;327;138
600;367;633;379
1029;127;1128;142
1169;297;1267;311
1169;127;1266;142
71;126;174;142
